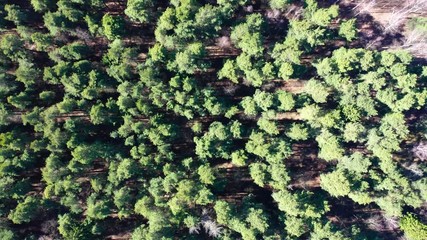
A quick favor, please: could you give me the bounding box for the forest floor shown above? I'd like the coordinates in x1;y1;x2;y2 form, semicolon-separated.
345;0;427;58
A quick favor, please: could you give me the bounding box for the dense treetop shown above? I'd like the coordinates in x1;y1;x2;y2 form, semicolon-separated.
0;0;426;239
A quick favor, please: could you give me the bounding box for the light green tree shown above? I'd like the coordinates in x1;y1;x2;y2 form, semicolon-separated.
320;170;351;197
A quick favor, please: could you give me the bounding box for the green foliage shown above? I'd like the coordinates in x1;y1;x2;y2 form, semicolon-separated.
90;103;109;125
51;42;91;62
103;40;137;83
116;158;139;182
31;0;54;12
86;195;111;219
257;115;279;135
167;42;206;74
310;221;349;240
320;171;351;197
276;90;295;111
16;59;41;87
194;4;225;37
0;228;15;240
154;8;179;48
191;121;203;133
246;131;292;164
0;2;425;239
230;14;264;57
249;162;268;187
285;216;307;237
39;91;56;103
0;34;26;61
231;149;248;166
198;164;215;185
195;121;234;159
219;59;239;83
5;4;28;25
85;15;102;36
58;214;91;240
305;79;329;103
287;123;309;140
125;0;154;23
316;130;344;161
337;152;371;173
241;90;274;115
8;196;40;224
31;32;53;51
71;142;115;167
58;2;84;23
214;199;272;239
343;122;365;142
44;11;69;35
400;214;427;240
269;0;289;10
8;91;32;110
272;190;330;218
102;14;125;40
407;17;427;33
306;1;339;27
339;19;357;41
0;104;10;126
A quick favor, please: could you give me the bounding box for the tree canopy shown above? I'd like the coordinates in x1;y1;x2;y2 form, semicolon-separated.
0;0;425;239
